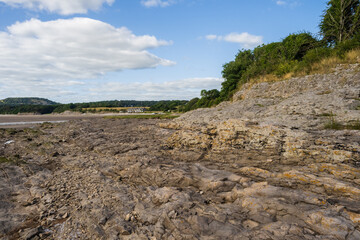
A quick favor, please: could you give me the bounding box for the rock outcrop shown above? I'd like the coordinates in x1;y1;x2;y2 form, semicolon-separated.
160;64;360;239
0;64;359;239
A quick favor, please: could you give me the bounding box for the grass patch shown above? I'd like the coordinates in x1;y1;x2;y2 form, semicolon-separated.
318;112;336;117
104;114;180;120
346;121;360;130
324;118;360;130
0;154;24;165
324;119;343;130
0;157;12;164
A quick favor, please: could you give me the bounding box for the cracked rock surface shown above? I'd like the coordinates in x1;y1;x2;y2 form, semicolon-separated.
1;65;360;239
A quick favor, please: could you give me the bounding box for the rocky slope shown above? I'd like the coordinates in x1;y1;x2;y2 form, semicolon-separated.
0;64;359;240
161;64;360;239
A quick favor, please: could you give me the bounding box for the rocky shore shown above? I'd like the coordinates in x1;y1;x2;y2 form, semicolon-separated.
1;64;360;239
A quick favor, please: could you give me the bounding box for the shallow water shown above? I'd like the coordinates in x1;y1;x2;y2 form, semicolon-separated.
0;120;67;126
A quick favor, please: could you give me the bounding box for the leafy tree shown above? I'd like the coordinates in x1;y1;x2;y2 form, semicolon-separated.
181;98;199;112
193;89;220;108
282;32;320;60
200;89;220;99
221;50;254;100
320;0;360;44
148;100;188;112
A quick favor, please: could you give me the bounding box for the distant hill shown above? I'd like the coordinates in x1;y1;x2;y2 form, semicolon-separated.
0;97;58;106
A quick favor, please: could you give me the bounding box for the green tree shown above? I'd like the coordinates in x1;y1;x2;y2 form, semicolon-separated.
221;49;254;100
200;89;220;99
320;0;360;44
181;98;199;112
282;32;320;60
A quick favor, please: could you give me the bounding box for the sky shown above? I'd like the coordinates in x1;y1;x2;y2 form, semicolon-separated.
0;0;328;103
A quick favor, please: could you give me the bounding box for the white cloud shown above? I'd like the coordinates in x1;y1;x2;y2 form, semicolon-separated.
205;32;263;49
141;0;176;8
205;34;217;40
88;77;223;100
273;0;299;7
0;17;174;94
0;78;83;101
0;0;114;15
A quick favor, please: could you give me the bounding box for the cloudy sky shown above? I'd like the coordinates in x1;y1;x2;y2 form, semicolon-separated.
0;0;326;103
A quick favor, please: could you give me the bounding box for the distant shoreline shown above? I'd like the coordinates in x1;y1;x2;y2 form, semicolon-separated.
0;113;158;128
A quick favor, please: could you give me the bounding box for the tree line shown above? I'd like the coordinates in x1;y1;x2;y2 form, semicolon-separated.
0;100;189;114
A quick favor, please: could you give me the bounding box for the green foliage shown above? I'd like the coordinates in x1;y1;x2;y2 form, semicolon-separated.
179;89;221;112
320;0;360;44
148;100;188;112
301;47;333;66
221;50;254;100
333;34;360;56
179;98;200;112
220;32;321;100
0;100;188;115
275;61;297;76
195;89;220;109
282;33;321;60
253;42;285;74
0;105;57;114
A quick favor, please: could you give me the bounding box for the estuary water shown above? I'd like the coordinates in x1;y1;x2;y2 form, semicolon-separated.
0;120;68;126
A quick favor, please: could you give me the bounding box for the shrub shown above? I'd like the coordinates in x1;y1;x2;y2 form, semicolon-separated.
334;37;360;58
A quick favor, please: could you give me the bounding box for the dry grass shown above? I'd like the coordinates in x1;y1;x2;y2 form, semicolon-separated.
246;74;291;90
241;48;360;92
346;49;360;62
311;57;340;73
309;49;360;74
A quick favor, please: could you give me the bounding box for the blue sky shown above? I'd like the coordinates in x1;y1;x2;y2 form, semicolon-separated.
0;0;327;103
